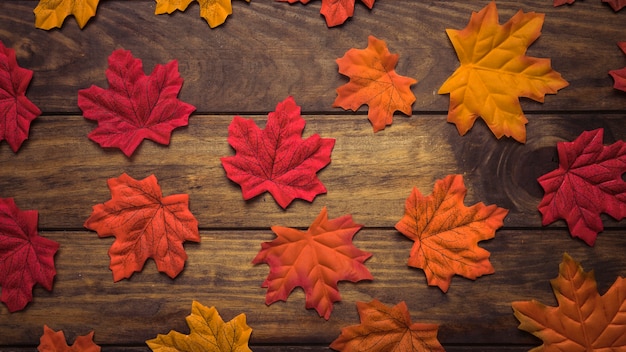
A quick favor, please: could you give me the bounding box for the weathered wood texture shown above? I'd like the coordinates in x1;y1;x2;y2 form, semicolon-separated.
0;0;625;351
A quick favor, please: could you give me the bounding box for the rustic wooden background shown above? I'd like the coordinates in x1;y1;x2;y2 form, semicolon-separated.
1;0;625;350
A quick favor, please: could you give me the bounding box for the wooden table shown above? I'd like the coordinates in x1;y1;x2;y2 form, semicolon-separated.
1;0;625;350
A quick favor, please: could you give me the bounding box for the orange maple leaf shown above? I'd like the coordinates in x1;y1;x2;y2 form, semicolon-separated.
512;253;626;350
146;301;252;352
34;0;100;29
38;325;100;352
394;175;508;292
329;299;444;352
155;0;250;28
84;173;200;281
333;35;417;132
252;206;373;320
438;2;568;143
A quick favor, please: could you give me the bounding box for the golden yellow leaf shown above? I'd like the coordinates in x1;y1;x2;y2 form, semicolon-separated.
155;0;250;28
34;0;100;30
438;2;568;143
146;301;252;352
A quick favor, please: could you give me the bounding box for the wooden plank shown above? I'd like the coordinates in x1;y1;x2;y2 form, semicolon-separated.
0;114;623;230
0;229;624;347
0;1;625;113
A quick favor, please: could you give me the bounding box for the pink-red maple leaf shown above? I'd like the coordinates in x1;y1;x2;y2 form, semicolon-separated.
0;198;58;312
221;96;335;209
252;207;372;320
538;128;626;246
609;42;626;92
278;0;375;27
84;173;200;281
0;40;41;152
554;0;626;11
78;49;195;157
38;325;101;352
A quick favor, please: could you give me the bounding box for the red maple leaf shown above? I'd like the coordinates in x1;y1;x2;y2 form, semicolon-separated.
0;198;59;312
221;96;335;209
330;300;444;352
0;40;41;152
78;49;195;157
278;0;375;27
333;35;417;132
84;173;200;281
252;207;372;320
554;0;626;10
609;42;626;92
538;128;626;246
38;325;101;352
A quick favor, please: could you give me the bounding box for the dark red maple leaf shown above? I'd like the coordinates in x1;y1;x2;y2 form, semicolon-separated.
221;96;335;209
252;207;372;320
0;198;59;312
84;173;200;281
609;42;626;92
538;129;626;246
604;0;626;11
78;49;195;157
0;40;41;152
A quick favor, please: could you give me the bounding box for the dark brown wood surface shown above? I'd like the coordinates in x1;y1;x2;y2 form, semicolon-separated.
0;0;625;350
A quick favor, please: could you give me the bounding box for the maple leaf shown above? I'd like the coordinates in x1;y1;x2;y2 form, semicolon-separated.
252;207;372;320
537;128;626;246
438;2;568;143
146;301;252;352
278;0;375;27
329;299;444;352
554;0;626;10
609;42;626;92
333;35;417;132
221;96;335;209
394;175;508;292
155;0;251;28
38;325;100;352
0;198;59;312
78;49;195;157
84;173;200;281
0;40;41;153
33;0;100;29
512;253;626;350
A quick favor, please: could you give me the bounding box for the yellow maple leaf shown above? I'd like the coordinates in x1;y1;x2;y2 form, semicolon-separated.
155;0;250;28
146;301;252;352
438;2;568;143
34;0;100;30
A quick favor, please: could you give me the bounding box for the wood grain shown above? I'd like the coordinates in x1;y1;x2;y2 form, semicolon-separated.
0;0;625;350
1;229;625;347
0;1;625;113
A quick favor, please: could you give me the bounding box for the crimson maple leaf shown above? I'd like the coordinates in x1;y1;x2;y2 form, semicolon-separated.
78;49;195;157
221;96;335;209
609;42;626;92
537;129;626;246
395;175;508;292
554;0;626;10
0;198;59;312
512;253;626;350
38;325;100;352
330;300;444;351
278;0;375;27
252;207;372;320
333;35;417;132
84;173;200;281
0;40;41;152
